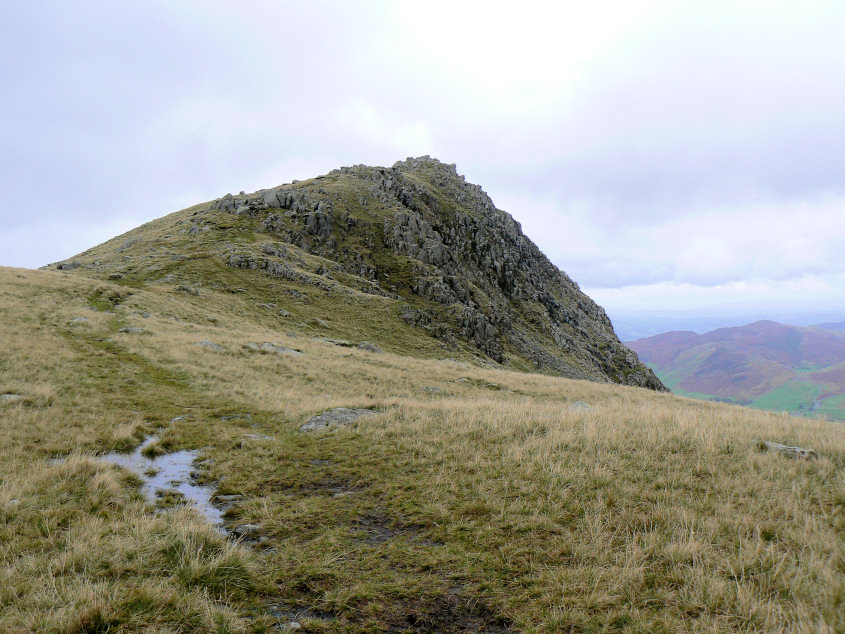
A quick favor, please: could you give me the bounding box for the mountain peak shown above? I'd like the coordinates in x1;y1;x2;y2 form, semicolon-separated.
51;158;665;391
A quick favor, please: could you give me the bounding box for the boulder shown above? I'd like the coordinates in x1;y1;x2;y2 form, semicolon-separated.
263;189;282;207
356;341;382;353
231;523;261;538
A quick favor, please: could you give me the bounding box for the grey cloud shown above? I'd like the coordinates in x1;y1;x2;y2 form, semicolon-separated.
1;1;843;318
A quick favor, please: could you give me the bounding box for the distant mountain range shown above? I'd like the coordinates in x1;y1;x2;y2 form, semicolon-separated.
628;320;845;420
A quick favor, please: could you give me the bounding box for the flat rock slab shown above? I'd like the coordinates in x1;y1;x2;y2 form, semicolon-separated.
119;327;145;334
244;342;303;356
761;440;817;460
314;337;354;347
196;340;225;351
0;394;23;404
242;433;272;441
300;407;377;432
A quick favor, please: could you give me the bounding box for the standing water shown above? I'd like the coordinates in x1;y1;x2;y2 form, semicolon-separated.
101;436;225;531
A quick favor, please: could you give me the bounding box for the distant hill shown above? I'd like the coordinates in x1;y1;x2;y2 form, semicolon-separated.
628;320;845;420
815;321;845;332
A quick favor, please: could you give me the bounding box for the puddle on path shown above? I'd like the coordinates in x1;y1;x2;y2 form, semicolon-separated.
101;436;224;530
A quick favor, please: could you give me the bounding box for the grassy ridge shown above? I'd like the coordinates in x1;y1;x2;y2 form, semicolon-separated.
1;266;843;632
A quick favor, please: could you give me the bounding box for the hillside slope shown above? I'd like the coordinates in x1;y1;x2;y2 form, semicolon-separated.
629;320;845;419
0;265;842;632
49;156;664;391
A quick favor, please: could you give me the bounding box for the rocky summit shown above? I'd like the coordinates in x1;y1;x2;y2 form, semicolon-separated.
52;156;665;390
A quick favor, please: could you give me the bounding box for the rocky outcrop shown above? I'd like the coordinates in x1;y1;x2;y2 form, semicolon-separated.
207;156;665;390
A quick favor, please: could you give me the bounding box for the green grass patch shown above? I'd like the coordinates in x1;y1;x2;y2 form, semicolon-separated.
750;380;822;413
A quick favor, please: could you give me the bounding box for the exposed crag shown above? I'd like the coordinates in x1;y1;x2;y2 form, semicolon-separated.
52;156;666;390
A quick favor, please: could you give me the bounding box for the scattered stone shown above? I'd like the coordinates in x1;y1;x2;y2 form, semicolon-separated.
116;238;138;252
196;340;225;351
57;260;81;270
213;494;243;511
258;302;276;310
130;311;151;318
175;285;199;295
242;433;272;440
357;341;383;353
456;377;470;383
278;309;292;317
569;401;592;411
108;273;123;280
214;494;243;504
118;327;145;334
6;499;21;508
421;386;443;395
299;407;377;432
760;440;817;460
286;622;302;631
68;317;89;324
170;416;186;423
232;523;261;538
220;413;252;422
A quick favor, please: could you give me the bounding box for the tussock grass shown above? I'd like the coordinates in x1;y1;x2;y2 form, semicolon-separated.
0;265;842;631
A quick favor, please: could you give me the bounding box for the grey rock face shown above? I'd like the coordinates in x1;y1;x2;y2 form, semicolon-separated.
356;341;382;353
299;407;377;432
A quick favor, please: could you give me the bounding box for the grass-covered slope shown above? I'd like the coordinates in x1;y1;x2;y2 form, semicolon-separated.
630;320;845;420
1;266;842;632
49;156;664;391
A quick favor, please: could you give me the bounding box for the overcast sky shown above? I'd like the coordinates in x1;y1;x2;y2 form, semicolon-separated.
2;1;844;331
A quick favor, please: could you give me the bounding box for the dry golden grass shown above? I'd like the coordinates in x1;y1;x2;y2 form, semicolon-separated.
0;266;842;632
